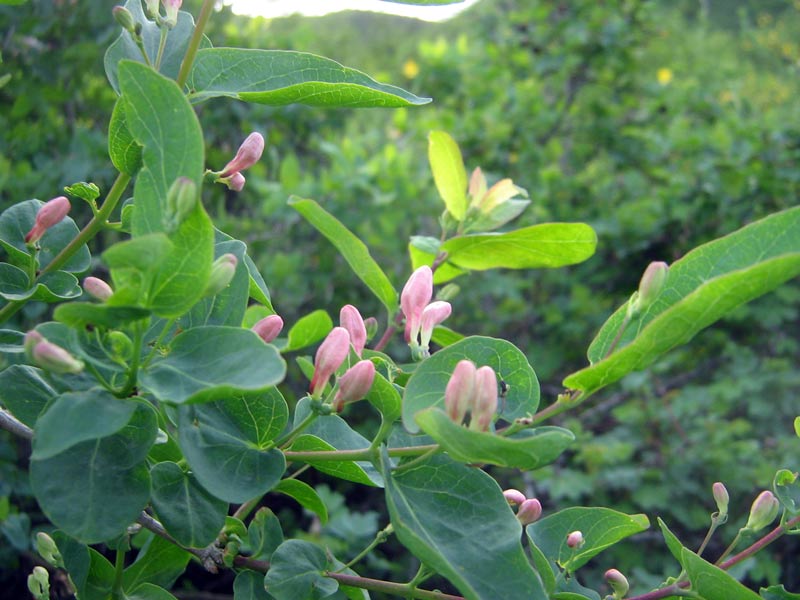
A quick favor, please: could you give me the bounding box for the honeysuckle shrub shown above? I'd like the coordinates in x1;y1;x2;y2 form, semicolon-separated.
0;1;799;600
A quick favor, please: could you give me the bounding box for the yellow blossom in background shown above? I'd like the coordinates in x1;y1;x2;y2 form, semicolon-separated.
719;90;734;104
657;67;673;85
402;59;420;79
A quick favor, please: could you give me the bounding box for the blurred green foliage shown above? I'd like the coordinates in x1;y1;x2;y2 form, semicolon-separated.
1;0;799;595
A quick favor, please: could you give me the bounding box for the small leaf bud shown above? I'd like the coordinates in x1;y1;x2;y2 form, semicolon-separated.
470;365;498;431
112;6;138;34
444;360;476;425
502;489;526;506
25;196;71;244
566;530;584;549
252;314;283;343
629;261;669;318
220;132;265;178
83;276;113;302
32;340;84;374
108;331;133;361
418;300;452;351
468;166;487;206
340;304;367;357
605;568;629;598
27;567;50;600
36;532;63;568
435;282;460;302
363;317;379;342
309;327;350;397
712;482;729;517
204;253;238;296
332;359;376;412
745;490;780;532
516;498;542;525
477;178;524;214
401;266;433;343
144;0;159;19
165;177;197;230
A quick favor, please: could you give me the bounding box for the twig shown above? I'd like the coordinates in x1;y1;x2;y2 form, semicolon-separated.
0;408;33;439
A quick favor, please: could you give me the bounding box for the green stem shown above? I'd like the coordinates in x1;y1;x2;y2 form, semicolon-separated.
603;313;631;359
272;405;319;449
696;516;722;558
176;0;215;89
531;389;584;425
714;530;742;565
154;26;169;70
324;571;464;600
338;524;394;571
283;444;438;463
117;321;144;398
133;35;153;67
142;318;176;369
0;172;131;325
111;548;126;600
391;446;441;474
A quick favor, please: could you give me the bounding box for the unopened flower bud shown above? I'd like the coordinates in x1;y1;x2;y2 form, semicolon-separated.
418;301;451;350
165;177;197;230
629;261;669;318
25;196;70;244
363;317;379;341
36;532;62;568
516;498;542;525
309;327;350;397
502;489;526;506
468;167;487;205
445;360;476;425
144;0;159;18
83;276;113;302
204;253;238;296
605;568;629;598
161;0;182;27
745;490;780;532
108;331;133;361
32;341;84;374
566;531;584;549
712;482;729;517
220;132;265;178
224;172;246;192
252;314;283;343
470;365;498;431
27;566;49;600
340;305;367;357
332;360;376;412
113;6;137;34
401;266;433;343
23;330;44;358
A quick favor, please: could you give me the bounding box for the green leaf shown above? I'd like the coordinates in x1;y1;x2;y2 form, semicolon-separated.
234;570;272;600
245;507;284;561
127;583;179;600
440;223;597;270
64;182;101;203
284;310;333;352
177;389;288;502
104;0;209;93
681;548;761;600
409;237;466;284
414;408;574;469
773;469;800;514
289;197;398;312
30;404;157;543
565;207;800;396
430;325;465;347
150;461;228;547
53;302;151;329
32;390;138;459
118;60;213;316
402;336;540;433
0;199;91;273
290;435;377;486
0;365;56;426
0;329;24;353
525;507;649;572
657;517;686;564
188;48;430;107
366;371;402;424
428;131;467;221
263;539;338;600
122;535;191;591
274;480;329;525
761;585;800;599
382;451;547;600
141;326;286;404
0;264;81;302
108;98;142;176
215;228;273;310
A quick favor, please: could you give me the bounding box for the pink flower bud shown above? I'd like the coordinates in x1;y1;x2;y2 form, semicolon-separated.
712;482;729;516
401;266;433;343
605;569;629;597
566;531;584;549
745;490;780;532
161;0;182;27
516;498;542;525
83;277;113;302
113;6;137;33
502;489;526;506
252;314;283;343
32;340;84;374
332;360;376;412
340;305;367;357
444;360;476;425
470;365;498;431
309;327;350;397
220;133;265;178
25;196;70;244
418;300;452;350
226;172;246;192
24;330;44;357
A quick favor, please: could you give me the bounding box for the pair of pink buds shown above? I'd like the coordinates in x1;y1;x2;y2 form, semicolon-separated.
218;132;265;192
400;266;452;357
503;489;542;526
444;360;499;431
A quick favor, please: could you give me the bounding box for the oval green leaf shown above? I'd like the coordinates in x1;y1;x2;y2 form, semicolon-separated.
108;98;142;176
283;309;333;352
273;479;329;525
263;539;338;600
188;48;430;107
0;365;56;426
681;548;761;600
402;336;540;433
428;131;467;221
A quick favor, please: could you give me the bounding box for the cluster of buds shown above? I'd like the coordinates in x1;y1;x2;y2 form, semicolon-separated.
252;314;284;343
24;331;84;375
214;132;265;192
400;266;452;359
744;490;780;533
627;261;669;319
444;360;498;431
24;196;71;245
503;489;542;525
